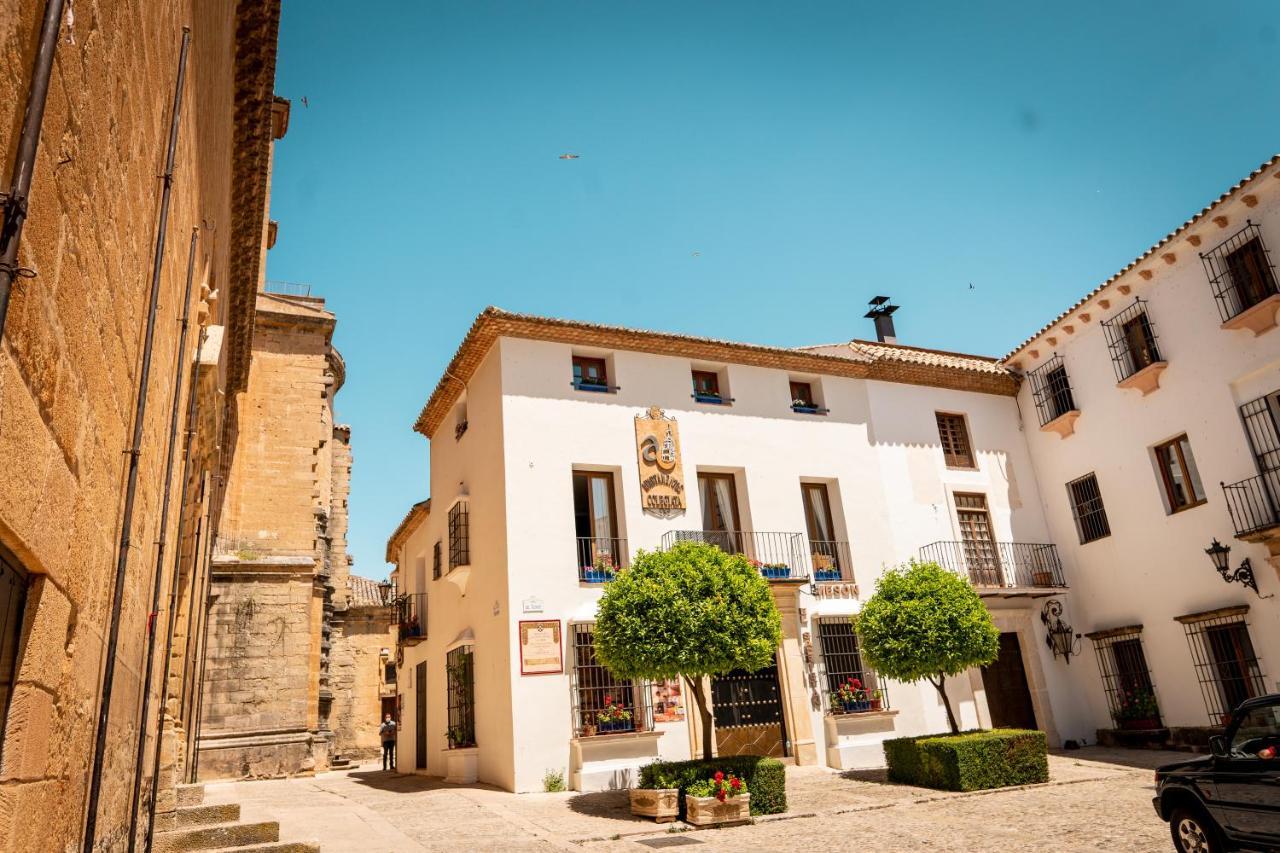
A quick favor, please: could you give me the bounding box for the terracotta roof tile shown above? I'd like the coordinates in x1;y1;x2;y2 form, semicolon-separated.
347;575;390;608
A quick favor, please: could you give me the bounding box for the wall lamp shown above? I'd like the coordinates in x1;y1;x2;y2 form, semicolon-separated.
1040;599;1081;664
1204;538;1262;597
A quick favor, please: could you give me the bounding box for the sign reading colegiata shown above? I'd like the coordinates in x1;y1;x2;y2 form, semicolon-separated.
634;406;686;515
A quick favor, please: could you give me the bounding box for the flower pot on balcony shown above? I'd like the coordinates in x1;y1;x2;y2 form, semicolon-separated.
814;568;841;582
629;788;679;823
598;720;633;734
685;793;751;827
841;700;871;713
1119;717;1162;731
582;724;597;738
582;568;614;583
760;565;790;580
869;698;882;711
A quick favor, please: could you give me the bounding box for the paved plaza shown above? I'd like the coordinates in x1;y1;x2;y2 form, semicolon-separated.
204;748;1183;852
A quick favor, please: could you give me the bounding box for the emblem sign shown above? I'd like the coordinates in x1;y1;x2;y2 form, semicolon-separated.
634;406;686;516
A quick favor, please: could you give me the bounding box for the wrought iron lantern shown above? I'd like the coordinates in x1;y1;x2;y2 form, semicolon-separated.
1204;538;1260;596
1040;600;1081;664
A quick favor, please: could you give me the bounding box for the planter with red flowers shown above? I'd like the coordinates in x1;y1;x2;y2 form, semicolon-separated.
831;677;881;713
595;696;634;734
684;771;751;827
1113;688;1162;731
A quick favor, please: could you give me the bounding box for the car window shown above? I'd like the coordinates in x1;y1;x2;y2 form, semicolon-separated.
1229;703;1280;758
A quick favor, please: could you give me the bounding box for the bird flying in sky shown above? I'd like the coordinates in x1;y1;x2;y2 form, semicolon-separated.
558;153;580;160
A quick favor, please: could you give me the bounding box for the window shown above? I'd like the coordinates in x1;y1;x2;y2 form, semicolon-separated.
1179;607;1267;724
955;493;1000;585
1224;390;1280;537
1067;473;1111;543
697;473;741;553
1088;628;1160;728
384;662;396;684
448;503;469;569
454;401;468;440
817;617;887;712
432;540;442;580
573;471;622;581
1228;700;1280;757
802;483;845;581
0;550;28;762
1154;435;1206;513
789;380;824;413
1028;355;1077;425
445;645;476;747
569;623;648;736
1202;223;1280;322
572;356;609;392
1226;239;1279;312
936;413;974;469
1102;298;1163;382
692;370;724;404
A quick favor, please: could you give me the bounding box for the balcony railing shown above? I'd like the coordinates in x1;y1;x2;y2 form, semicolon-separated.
810;540;852;582
393;592;427;642
661;530;808;580
1222;471;1280;539
918;541;1066;589
577;536;627;583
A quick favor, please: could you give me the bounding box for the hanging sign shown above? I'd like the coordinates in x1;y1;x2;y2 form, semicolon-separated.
634;406;686;516
518;619;563;675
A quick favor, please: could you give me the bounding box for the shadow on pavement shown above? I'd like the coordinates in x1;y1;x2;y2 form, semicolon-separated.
345;769;504;795
837;767;891;784
566;789;648;824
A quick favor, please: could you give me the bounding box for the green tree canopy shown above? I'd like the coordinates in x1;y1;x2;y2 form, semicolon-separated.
594;541;782;758
856;559;999;733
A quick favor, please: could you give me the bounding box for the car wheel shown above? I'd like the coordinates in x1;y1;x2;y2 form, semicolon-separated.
1170;806;1223;853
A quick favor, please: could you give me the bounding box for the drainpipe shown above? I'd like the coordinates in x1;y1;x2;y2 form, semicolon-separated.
83;28;190;852
0;0;66;340
144;319;208;851
127;228;198;851
188;492;222;783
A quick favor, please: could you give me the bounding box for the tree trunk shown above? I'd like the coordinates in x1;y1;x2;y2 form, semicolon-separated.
685;675;714;760
929;675;960;734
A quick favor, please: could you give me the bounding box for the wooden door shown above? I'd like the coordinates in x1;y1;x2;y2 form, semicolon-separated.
981;633;1037;730
415;661;428;769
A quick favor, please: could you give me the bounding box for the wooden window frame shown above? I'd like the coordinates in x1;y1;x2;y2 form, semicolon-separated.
789;380;815;408
1153;435;1207;514
935;412;975;469
697;472;741;533
572;355;610;391
692;369;723;403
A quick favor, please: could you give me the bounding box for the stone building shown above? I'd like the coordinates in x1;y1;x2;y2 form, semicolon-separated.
0;0;285;849
330;575;397;764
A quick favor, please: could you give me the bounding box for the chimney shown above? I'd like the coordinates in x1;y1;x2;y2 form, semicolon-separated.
864;296;899;344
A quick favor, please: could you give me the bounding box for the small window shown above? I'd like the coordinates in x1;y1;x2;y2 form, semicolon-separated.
692;370;724;404
1153;435;1206;513
445;645;476;748
1067;473;1111;544
572;356;609;392
1202;224;1280;322
936;413;974;468
1179;608;1267;724
1226;238;1279;313
455;401;468;441
1029;355;1077;426
817;617;887;712
1088;628;1160;728
789;380;825;414
570;622;649;736
432;541;442;580
384;662;396;684
1103;298;1163;382
448;503;469;569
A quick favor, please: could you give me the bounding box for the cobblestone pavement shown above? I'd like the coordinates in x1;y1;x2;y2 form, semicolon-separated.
204;748;1181;852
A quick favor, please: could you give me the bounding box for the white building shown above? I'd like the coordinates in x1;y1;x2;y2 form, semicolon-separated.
386;153;1280;792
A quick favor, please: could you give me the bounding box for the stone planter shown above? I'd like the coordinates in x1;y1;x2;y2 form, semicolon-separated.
442;746;479;784
1119;717;1162;731
685;793;751;827
629;788;679;823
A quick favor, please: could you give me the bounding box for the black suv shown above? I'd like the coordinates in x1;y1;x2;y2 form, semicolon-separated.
1154;693;1280;852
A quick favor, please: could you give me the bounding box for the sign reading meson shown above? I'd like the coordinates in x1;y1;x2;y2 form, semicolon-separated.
634;406;686;514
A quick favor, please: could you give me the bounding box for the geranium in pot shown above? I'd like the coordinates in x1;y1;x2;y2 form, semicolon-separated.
685;771;750;827
596;696;633;733
1114;687;1161;730
831;677;870;713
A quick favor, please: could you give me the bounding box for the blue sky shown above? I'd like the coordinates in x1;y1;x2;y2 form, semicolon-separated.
266;1;1280;579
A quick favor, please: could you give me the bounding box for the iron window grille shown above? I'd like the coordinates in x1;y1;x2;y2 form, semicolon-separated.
1178;608;1267;725
432;540;442;580
0;550;29;762
817;617;888;712
1201;222;1280;322
395;592;427;641
1087;627;1160;728
1223;391;1280;538
1067;473;1111;544
448;502;469;569
1101;298;1163;382
446;644;476;747
569;622;650;736
936;412;975;468
1028;355;1077;426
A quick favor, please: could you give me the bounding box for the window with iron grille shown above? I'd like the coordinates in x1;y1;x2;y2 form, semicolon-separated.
1067;473;1111;543
448;502;469;569
1028;355;1077;426
569;623;649;736
432;540;442;580
446;645;476;747
817;617;888;711
1101;298;1163;382
1201;222;1280;322
936;412;974;469
1087;627;1159;727
1178;608;1267;724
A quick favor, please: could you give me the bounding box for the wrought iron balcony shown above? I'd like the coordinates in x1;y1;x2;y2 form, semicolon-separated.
918;541;1066;591
809;540;852;582
577;536;627;583
392;592;427;644
661;530;808;581
1222;471;1280;540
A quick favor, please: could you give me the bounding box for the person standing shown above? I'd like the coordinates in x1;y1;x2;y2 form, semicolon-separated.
379;714;397;771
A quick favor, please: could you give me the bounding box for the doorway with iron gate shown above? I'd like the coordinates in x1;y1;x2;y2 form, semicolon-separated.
981;632;1038;730
711;660;788;758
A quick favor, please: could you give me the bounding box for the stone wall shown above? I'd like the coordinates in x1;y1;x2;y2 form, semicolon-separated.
0;1;280;849
330;601;395;761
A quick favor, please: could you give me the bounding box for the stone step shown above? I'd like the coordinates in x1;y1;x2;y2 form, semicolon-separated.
204;844;320;853
176;784;206;806
155;803;242;832
154;820;279;852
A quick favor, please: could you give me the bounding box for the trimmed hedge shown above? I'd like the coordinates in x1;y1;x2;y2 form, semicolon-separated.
639;755;786;815
883;729;1048;791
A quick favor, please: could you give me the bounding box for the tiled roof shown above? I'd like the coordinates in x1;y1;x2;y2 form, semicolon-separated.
385;499;430;563
1003;153;1280;362
413;309;1018;438
348;575;389;608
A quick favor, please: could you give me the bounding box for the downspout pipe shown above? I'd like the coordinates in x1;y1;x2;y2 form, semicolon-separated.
188;483;222;783
144;321;208;851
83;27;190;852
128;228;198;851
0;0;66;339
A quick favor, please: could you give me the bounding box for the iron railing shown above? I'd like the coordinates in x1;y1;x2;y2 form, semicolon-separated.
661;530;808;580
1201;222;1280;323
265;279;312;297
918;540;1066;588
576;536;627;582
1027;354;1077;426
1222;471;1280;538
1087;628;1161;729
1101;298;1163;382
809;540;852;582
393;593;427;642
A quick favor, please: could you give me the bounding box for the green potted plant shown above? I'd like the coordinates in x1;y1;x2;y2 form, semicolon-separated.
629;766;680;823
869;688;883;711
1114;688;1161;730
685;771;750;826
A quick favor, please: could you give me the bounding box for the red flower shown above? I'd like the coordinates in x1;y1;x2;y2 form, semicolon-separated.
715;790;726;802
713;771;724;782
730;777;742;790
603;695;613;705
